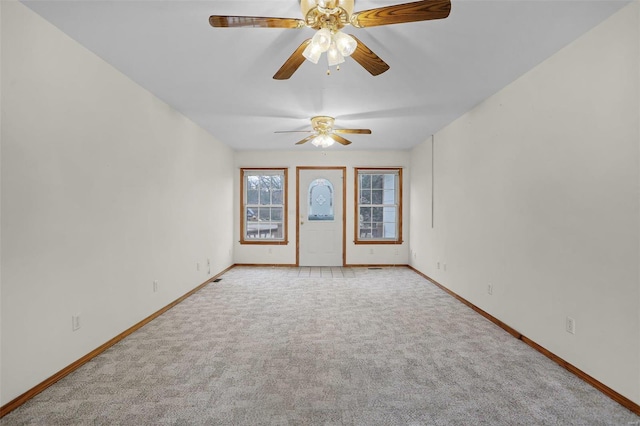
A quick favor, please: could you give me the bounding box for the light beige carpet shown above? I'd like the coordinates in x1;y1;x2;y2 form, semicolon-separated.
4;266;639;425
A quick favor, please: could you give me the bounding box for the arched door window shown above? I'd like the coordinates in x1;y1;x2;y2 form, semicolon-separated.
308;178;334;221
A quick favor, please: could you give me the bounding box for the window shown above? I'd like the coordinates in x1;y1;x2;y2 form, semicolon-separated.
355;168;402;244
241;168;288;244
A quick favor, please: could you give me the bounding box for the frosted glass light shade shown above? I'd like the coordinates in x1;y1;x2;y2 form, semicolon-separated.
302;42;322;64
312;28;332;52
326;42;345;66
311;134;334;148
334;31;357;57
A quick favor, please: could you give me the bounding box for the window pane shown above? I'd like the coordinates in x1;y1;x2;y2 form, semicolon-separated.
247;189;259;204
383;174;395;189
247;175;259;189
383;206;396;222
271;175;282;189
383;189;395;204
383;223;396;239
258;207;270;221
272;189;283;205
271;207;283;221
259;190;270;205
361;174;371;189
372;190;383;204
372;174;384;189
359;206;371;223
372;207;383;222
360;189;371;205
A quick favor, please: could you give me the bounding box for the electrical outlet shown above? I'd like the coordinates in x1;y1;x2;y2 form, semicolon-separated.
207;258;211;275
566;317;576;334
487;284;493;295
153;280;158;292
196;262;200;271
72;314;81;331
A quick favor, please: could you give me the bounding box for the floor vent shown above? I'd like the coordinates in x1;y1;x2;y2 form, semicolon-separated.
213;278;222;283
368;267;383;270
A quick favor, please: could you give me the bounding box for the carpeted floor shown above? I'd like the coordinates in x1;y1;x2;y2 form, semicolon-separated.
3;266;639;425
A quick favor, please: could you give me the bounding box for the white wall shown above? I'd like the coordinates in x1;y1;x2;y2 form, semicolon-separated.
234;150;411;266
1;1;234;405
410;3;640;404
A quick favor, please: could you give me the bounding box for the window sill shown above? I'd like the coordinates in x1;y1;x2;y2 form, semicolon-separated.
240;240;289;245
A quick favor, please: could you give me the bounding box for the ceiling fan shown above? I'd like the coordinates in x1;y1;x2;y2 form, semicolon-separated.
275;116;371;147
209;0;451;79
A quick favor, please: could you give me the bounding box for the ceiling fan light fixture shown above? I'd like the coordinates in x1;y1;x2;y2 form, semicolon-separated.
327;42;345;66
333;31;357;56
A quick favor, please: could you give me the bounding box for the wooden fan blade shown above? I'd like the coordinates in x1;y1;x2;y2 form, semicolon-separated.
349;35;390;76
334;129;372;134
330;134;352;146
273;39;311;80
209;15;305;29
274;130;313;133
351;0;451;28
295;135;317;145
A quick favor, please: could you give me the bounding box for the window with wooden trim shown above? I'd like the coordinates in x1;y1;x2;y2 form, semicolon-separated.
355;168;402;244
240;168;288;244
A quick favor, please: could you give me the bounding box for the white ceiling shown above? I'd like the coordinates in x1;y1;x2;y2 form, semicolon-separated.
22;0;629;151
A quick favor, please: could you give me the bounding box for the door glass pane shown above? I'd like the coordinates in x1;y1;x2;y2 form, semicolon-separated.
308;178;334;221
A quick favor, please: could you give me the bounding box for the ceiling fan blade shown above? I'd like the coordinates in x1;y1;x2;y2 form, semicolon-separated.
209;15;305;29
295;135;317;145
334;129;372;134
349;35;390;76
351;0;451;28
274;130;314;133
273;39;311;80
330;134;352;146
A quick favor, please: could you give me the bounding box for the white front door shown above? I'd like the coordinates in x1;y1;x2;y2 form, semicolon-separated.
298;168;344;266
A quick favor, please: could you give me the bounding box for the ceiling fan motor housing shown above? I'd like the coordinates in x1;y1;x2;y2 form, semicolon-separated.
301;0;354;29
311;116;336;133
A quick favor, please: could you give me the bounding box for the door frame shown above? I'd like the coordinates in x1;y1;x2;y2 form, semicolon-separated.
296;166;347;266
